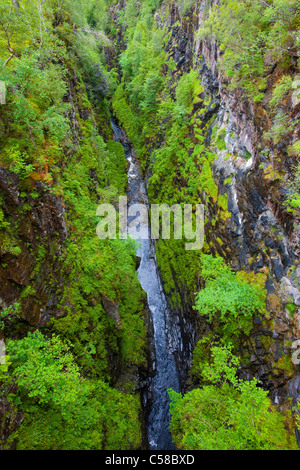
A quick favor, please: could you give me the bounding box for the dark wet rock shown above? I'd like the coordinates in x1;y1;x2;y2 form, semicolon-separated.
0;179;68;327
136;255;142;271
0;390;23;450
0;169;19;206
102;297;121;330
272;257;286;281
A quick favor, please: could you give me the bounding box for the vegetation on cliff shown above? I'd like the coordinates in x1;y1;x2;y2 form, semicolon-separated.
0;0;299;451
169;344;298;450
109;0;300;450
0;0;146;450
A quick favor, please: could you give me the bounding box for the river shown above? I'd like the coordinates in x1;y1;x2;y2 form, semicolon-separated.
110;116;181;450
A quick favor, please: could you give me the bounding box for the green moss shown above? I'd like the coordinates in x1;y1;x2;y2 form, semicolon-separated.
274;355;295;377
286;302;298;318
224;177;233;185
217;193;228;211
200;159;218;203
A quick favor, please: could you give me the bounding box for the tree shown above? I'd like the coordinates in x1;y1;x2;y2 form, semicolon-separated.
194;255;266;340
169;345;298;450
197;0;300;102
6;331;142;450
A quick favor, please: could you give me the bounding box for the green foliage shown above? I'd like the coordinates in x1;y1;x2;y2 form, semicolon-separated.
0;193;22;256
3;147;35;179
197;0;300;101
0;206;10;231
199;158;218;203
284;140;300;213
169;345;298;450
296;403;300;428
8;332;83;410
112;84;145;164
1;0;298;452
194;255;266;339
0;0;148;451
200;343;240;387
270;75;293;109
0;1;71;180
214;128;227;151
6;331;142;450
0;0;112;181
284;164;300;214
175;70;203;117
177;0;194;14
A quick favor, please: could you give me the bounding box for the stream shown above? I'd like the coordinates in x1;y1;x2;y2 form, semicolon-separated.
110;117;181;450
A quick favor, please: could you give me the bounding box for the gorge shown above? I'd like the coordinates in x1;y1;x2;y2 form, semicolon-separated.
0;0;300;451
111;115;181;449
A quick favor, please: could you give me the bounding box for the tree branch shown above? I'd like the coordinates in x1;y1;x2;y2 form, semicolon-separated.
1;15;16;67
258;0;272;7
3;53;14;67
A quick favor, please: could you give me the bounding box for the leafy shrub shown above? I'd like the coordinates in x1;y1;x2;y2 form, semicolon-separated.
175;70;203;116
194;255;266;339
6;331;142;450
197;0;300;102
269;75;293;109
169;345;298;450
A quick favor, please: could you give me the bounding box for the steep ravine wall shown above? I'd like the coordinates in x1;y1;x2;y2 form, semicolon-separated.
0;60;153;449
106;0;300;423
157;0;300;410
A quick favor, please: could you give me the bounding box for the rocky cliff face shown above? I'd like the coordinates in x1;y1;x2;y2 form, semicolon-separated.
104;0;300;433
152;0;300;408
0;58;151;448
0;175;67;328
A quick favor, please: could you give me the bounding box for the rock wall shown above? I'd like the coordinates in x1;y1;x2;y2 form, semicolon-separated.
151;0;300;409
0;59;152;449
0;177;67;328
104;0;300;418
